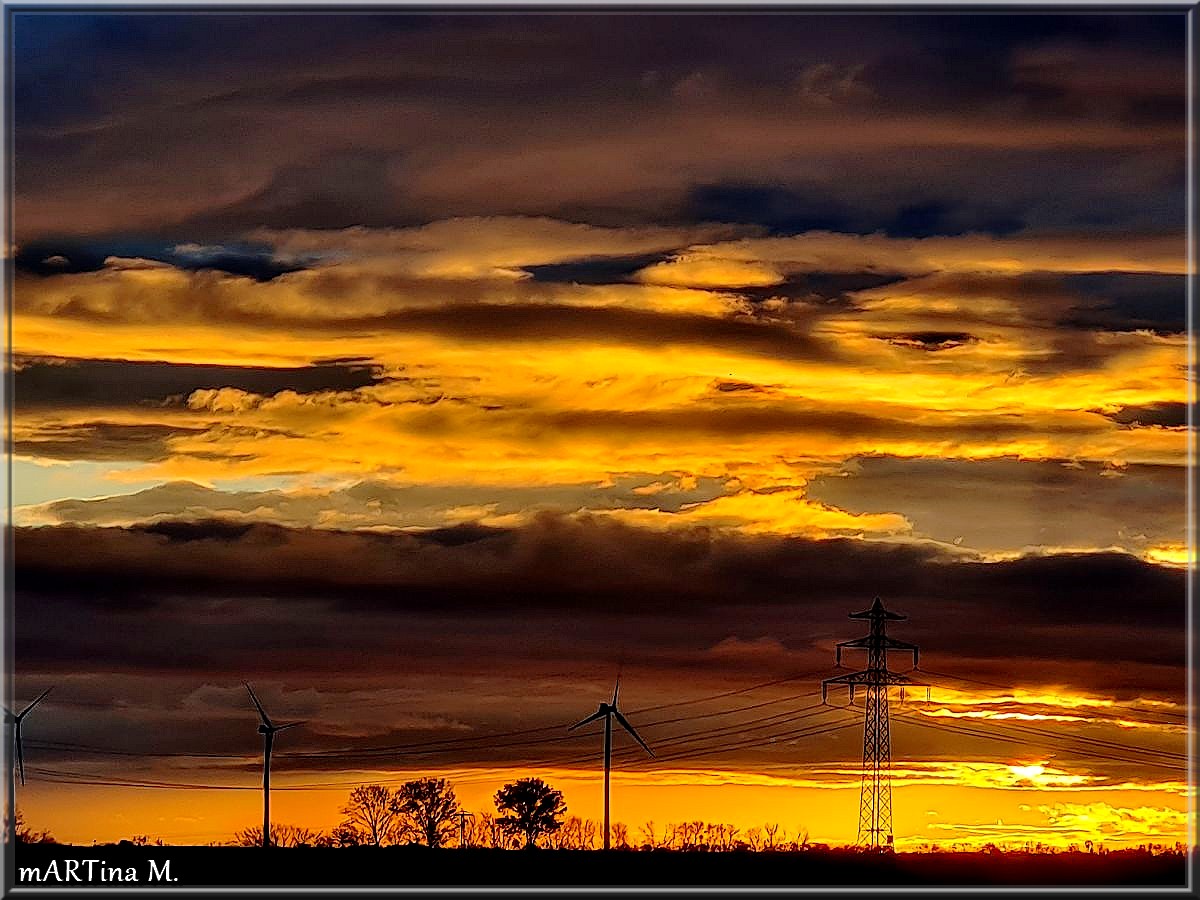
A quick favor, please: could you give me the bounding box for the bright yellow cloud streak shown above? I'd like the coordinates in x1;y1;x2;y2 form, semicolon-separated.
11;219;1190;542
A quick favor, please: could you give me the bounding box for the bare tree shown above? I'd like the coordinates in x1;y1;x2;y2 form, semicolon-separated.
546;817;599;851
717;824;739;852
764;822;781;851
582;819;598;850
550;816;581;850
279;824;322;848
494;777;567;849
665;822;681;850
10;810;55;845
392;778;460;849
475;811;518;850
234;824;322;848
639;821;658;850
467;812;496;849
746;827;762;852
610;821;630;849
341;785;400;847
678;821;705;851
322;823;363;847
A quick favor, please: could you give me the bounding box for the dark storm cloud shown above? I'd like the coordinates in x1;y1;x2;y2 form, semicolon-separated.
181;152;412;234
12;516;1184;773
680;183;1026;238
14;356;386;411
13;12;1185;239
15;517;1184;683
1058;273;1187;334
680;183;860;235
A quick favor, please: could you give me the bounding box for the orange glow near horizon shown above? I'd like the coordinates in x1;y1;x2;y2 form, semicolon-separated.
17;767;1189;850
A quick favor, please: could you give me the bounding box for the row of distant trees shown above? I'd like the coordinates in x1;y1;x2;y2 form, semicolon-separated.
11;802;1189;856
232;776;823;851
236;777;568;850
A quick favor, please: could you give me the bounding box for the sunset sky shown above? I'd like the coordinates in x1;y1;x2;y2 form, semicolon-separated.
9;10;1192;850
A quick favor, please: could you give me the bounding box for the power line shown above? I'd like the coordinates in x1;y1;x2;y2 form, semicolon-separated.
628;669;831;714
629;715;862;767
20;711;859;794
569;702;840;769
25;688;827;765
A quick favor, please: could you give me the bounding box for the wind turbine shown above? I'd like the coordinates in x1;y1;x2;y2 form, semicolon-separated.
4;687;52;839
244;683;303;848
568;678;653;850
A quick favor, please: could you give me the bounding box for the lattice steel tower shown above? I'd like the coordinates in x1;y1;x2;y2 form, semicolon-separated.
822;597;923;850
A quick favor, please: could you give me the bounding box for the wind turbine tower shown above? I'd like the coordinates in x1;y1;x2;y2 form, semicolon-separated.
822;598;924;850
4;687;52;841
568;678;654;850
244;683;304;848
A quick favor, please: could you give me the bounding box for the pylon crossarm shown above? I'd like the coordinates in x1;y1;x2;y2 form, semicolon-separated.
822;669;874;686
880;636;920;667
837;636;872;651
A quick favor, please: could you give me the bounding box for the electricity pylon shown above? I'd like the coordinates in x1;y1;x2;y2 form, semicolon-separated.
822;597;925;850
455;810;474;848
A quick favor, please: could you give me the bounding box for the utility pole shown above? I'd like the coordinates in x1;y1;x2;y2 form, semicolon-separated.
822;598;925;850
455;810;475;848
261;729;272;848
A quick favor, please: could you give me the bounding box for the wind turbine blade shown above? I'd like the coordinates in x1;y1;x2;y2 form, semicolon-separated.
19;687;53;719
275;721;305;732
244;683;273;728
612;709;654;757
567;709;607;731
15;724;25;785
611;676;621;708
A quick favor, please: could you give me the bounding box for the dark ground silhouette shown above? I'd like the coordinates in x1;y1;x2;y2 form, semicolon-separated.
11;844;1188;888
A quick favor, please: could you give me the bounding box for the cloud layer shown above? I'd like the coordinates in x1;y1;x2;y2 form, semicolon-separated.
10;11;1189;847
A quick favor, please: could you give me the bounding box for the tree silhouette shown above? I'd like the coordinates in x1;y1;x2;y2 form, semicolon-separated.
611;822;630;850
341;785;399;847
392;777;460;849
234;823;322;848
494;777;567;849
324;822;364;847
9;809;55;845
